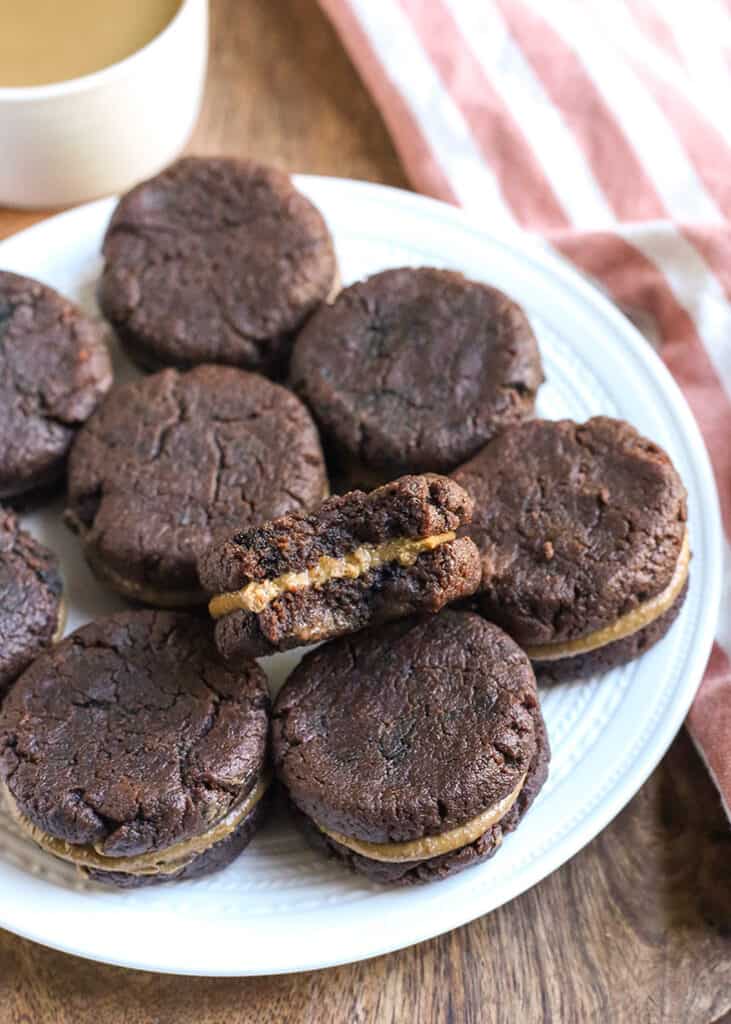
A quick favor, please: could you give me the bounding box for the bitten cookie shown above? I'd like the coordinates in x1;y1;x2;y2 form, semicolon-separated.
0;507;65;697
290;267;542;484
199;474;481;660
454;417;689;682
65;365;328;607
98;157;338;377
273;611;550;885
0;610;271;887
0;270;112;501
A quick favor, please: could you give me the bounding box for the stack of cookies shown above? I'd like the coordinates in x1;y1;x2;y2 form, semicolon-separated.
0;157;689;888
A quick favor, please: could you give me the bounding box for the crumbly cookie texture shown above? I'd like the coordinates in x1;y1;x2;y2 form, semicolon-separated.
201;474;474;591
199;475;481;659
0;270;112;499
98;156;338;377
208;532;457;617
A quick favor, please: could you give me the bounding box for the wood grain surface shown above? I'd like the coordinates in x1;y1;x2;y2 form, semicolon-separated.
0;2;729;1021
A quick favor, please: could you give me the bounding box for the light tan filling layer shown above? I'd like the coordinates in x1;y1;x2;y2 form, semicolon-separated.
525;530;690;663
316;774;526;863
84;544;207;608
1;774;269;877
209;531;456;618
51;598;68;644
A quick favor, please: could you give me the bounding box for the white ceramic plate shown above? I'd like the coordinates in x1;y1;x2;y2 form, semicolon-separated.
0;179;722;976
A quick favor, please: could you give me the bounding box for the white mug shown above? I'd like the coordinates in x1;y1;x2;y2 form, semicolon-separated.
0;0;208;209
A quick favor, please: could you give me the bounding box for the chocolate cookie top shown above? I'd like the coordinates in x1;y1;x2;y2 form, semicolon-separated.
0;271;112;499
273;611;540;844
290;267;542;478
65;365;328;602
454;417;688;646
98;157;338;376
0;611;269;856
0;508;63;694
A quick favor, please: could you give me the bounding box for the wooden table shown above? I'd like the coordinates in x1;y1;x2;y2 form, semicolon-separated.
1;3;730;1021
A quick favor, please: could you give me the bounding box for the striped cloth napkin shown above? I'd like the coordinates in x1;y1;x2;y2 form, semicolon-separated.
319;0;731;815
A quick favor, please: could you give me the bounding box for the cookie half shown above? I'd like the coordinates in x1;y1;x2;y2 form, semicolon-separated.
0;507;65;696
0;611;271;887
98;157;338;377
454;417;689;682
0;271;112;501
290;267;542;485
273;611;550;885
65;365;328;606
199;474;481;660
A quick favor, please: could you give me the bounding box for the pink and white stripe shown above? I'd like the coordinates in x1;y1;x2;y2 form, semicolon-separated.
319;0;731;814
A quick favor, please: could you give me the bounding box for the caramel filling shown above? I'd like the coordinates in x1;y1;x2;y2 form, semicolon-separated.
1;774;269;877
316;775;525;863
209;532;457;618
525;530;690;663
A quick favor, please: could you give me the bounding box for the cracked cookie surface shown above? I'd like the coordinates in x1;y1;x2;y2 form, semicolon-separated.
98;157;338;377
0;507;64;695
0;610;270;860
65;365;328;605
454;417;688;647
290;267;542;482
0;270;112;500
273;611;544;846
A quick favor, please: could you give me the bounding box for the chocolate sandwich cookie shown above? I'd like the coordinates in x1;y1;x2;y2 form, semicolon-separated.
98;157;338;377
290;267;542;485
453;417;689;683
273;611;549;885
0;508;65;697
65;364;328;606
0;610;271;887
0;270;112;501
199;474;481;661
